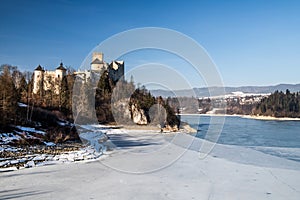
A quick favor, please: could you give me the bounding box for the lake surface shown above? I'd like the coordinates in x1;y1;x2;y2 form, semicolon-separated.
181;115;300;162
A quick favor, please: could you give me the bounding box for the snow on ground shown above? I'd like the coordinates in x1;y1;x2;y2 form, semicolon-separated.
78;125;110;152
0;145;103;170
0;145;22;153
0;133;22;144
15;126;46;135
0;129;300;200
0;126;46;146
229;91;271;97
43;141;56;146
251;146;300;163
0;124;108;170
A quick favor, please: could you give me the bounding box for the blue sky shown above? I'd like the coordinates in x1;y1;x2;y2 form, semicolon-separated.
1;0;300;88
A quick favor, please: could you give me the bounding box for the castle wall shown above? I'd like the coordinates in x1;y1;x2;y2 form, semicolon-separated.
33;70;43;94
91;63;106;72
55;69;66;79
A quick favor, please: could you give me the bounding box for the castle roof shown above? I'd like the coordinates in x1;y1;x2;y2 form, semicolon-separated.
56;62;66;71
35;65;43;71
91;58;104;65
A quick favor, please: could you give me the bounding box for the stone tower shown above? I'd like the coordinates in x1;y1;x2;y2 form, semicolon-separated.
55;62;67;79
33;65;44;94
91;52;105;71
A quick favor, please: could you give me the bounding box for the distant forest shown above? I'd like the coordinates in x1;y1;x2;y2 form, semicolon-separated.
253;90;300;118
166;90;300;118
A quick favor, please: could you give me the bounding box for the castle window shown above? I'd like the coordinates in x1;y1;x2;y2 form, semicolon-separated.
58;75;60;78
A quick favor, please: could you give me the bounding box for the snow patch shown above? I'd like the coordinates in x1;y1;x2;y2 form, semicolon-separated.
0;133;22;144
0;145;103;170
16;126;46;135
24;160;35;168
18;102;28;107
79;131;108;152
44;141;56;146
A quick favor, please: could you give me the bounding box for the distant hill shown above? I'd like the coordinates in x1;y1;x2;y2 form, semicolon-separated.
150;84;300;98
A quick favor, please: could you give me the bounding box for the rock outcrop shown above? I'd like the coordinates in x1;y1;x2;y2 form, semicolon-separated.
162;124;179;132
112;99;180;130
131;104;148;125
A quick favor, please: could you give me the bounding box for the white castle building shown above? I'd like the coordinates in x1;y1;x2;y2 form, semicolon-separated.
32;62;66;94
32;52;124;94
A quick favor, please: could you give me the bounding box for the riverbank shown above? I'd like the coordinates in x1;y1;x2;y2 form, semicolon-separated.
241;115;300;121
180;113;300;121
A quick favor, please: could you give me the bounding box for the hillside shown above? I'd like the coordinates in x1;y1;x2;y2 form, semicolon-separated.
150;84;300;98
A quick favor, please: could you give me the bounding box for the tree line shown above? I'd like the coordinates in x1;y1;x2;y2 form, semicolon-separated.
253;90;300;118
166;90;300;118
0;64;180;132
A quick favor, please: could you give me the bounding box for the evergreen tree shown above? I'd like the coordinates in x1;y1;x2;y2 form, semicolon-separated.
97;70;112;95
17;75;28;102
59;76;70;111
254;90;300;117
0;66;18;126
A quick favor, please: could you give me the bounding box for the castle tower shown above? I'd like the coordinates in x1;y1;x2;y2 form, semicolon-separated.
33;65;44;94
91;52;105;71
55;62;66;79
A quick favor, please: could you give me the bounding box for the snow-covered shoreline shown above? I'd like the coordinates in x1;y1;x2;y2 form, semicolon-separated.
0;145;103;172
0;124;111;171
241;115;300;121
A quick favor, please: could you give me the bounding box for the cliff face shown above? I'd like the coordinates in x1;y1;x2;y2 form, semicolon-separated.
112;100;177;127
131;104;148;125
96;76;180;129
113;101;180;131
112;100;148;125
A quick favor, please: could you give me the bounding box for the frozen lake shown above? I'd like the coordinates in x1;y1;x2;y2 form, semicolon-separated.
181;115;300;162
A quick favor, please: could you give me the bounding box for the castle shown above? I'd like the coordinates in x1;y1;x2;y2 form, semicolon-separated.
32;52;124;94
74;52;124;83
